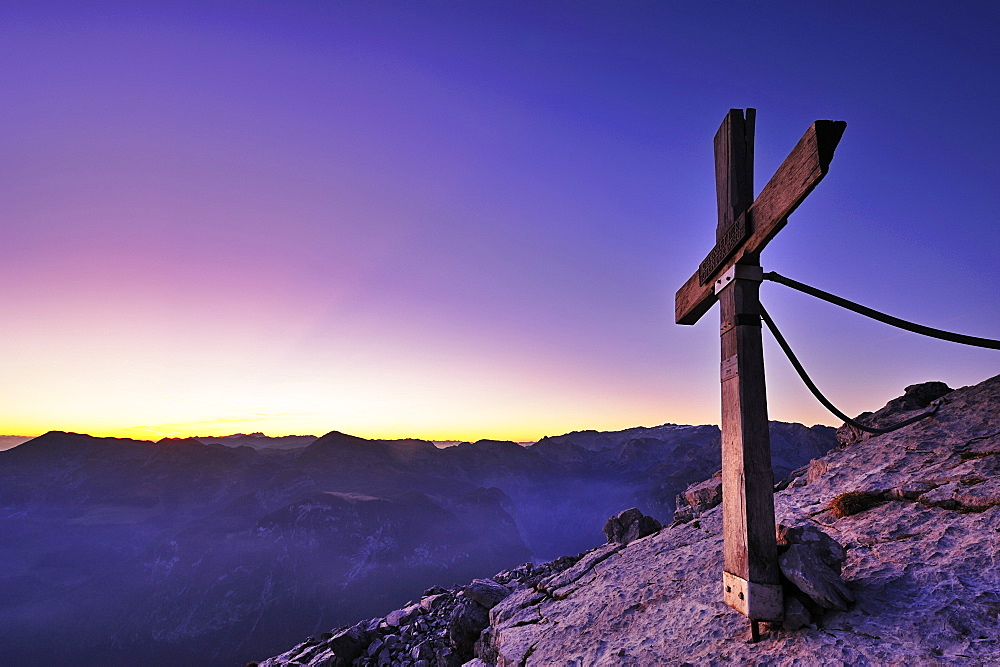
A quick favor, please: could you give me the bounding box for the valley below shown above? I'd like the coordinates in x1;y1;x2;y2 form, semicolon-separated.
0;420;834;665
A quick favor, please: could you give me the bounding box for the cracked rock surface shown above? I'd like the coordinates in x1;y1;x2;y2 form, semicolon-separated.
486;374;1000;665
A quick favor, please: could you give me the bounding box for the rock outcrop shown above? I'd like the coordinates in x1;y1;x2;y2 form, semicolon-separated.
256;562;581;667
602;508;662;545
672;474;722;523
835;380;953;447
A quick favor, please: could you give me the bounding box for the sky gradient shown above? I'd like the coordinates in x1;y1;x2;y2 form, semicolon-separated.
2;1;998;441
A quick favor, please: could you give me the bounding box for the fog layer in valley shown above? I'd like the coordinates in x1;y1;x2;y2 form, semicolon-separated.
0;422;834;665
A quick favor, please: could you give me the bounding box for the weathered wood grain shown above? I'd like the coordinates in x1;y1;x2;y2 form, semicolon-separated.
675;119;846;325
712;110;782;621
719;277;781;586
715;108;755;240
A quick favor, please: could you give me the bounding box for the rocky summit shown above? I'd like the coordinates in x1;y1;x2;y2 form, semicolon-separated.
259;374;1000;665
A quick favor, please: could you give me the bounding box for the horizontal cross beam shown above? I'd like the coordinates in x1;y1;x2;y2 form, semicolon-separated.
675;120;846;325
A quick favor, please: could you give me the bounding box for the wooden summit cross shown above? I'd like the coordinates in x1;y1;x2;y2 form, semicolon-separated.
674;109;846;637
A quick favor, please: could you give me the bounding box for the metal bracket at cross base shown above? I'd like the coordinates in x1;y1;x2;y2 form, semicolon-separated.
723;571;783;641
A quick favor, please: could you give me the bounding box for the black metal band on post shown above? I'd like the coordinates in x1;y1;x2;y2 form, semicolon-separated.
763;271;1000;350
759;304;938;435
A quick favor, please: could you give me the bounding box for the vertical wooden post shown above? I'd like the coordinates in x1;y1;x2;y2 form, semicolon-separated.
715;109;754;241
714;109;783;624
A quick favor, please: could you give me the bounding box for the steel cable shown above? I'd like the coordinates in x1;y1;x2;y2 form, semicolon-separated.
763;271;1000;350
759;304;938;434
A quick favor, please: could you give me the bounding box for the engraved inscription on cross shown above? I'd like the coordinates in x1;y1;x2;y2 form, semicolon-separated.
674;109;846;635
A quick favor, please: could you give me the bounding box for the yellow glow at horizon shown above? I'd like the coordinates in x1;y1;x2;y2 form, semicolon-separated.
0;315;852;443
0;265;858;444
0;359;846;442
0;308;691;443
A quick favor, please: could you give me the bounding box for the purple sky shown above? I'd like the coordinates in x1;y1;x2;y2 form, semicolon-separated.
2;1;998;440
